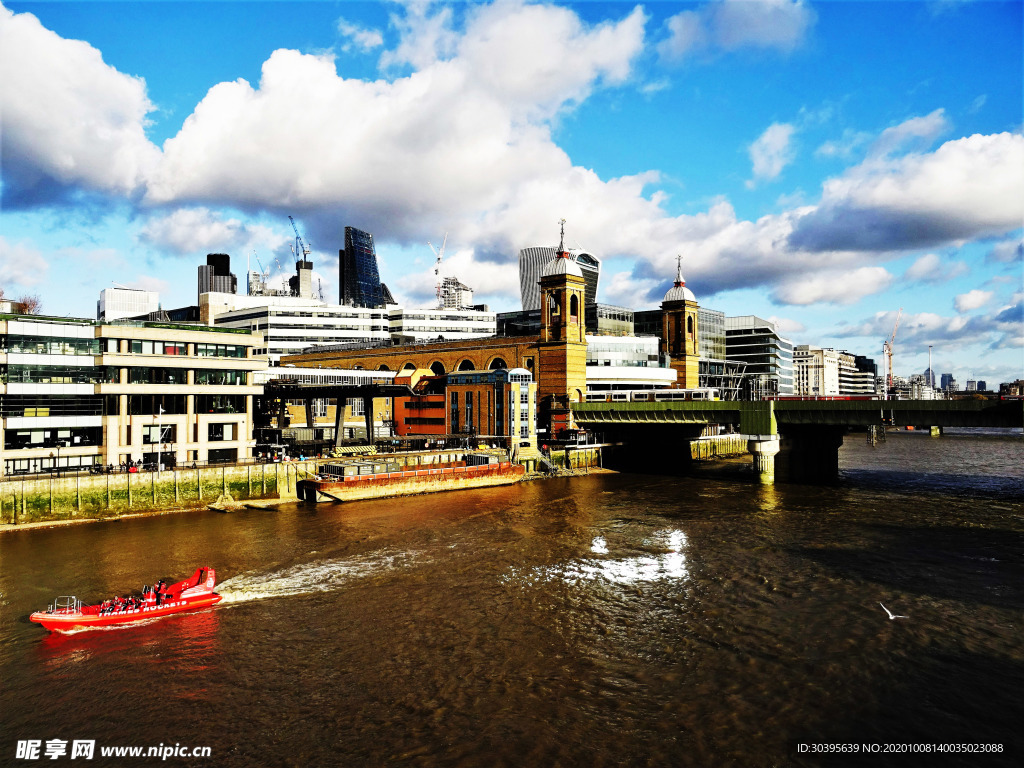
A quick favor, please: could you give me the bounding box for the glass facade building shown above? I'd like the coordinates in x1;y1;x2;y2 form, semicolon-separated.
724;315;794;397
340;227;389;308
518;247;599;311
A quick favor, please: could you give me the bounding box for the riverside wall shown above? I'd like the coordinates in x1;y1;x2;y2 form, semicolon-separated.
0;462;319;526
689;434;749;460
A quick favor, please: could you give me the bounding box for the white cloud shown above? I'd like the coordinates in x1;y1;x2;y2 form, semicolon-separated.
772;266;893;305
138;208;284;257
713;0;816;52
0;5;160;205
954;289;993;313
986;237;1023;264
658;0;815;62
815;128;872;160
868;108;949;159
790;132;1024;252
838;304;1022;357
602;271;663;309
0;236;50;287
904;252;968;283
747;122;796;187
336;18;383;53
766;315;805;335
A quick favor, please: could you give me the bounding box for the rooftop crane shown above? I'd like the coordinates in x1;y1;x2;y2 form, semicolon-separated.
288;215;311;260
428;233;448;309
883;307;903;398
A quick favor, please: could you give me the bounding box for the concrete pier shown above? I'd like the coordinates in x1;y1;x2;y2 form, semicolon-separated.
747;437;780;484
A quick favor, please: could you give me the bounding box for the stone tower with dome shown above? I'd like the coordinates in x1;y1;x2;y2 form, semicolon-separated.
537;220;588;436
660;255;700;388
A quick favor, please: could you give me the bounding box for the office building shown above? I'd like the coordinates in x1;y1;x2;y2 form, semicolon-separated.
203;293;391;362
394;368;537;449
97;287;159;322
794;345;840;396
339;227;394;308
198;253;238;299
585;335;676;390
0;314;265;476
725;316;794;397
389;307;496;343
439;277;474;310
518;247;599;311
498;302;630;337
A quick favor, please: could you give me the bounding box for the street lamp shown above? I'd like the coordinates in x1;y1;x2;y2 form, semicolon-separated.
156;405;165;477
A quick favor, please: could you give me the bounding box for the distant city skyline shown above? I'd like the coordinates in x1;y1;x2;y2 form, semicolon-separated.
1;1;1021;384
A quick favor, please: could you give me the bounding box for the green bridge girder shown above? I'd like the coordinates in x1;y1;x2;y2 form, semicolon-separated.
571;399;1023;436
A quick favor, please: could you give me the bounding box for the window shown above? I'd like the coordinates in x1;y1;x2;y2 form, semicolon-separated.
196;343;246;358
208;423;236;442
450;392;459;432
347;398;365;416
142;424;176;444
195;394;243;414
194;369;246;386
129;367;186;385
465;391;474;433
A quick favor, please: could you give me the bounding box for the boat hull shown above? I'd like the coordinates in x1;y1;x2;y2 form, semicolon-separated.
298;461;525;503
30;594;223;632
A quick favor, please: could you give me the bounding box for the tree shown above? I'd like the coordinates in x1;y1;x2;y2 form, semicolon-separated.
15;294;41;314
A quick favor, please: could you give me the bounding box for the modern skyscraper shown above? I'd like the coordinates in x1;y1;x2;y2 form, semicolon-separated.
198;253;238;299
339;227;394;308
725;315;794;396
519;247;599;311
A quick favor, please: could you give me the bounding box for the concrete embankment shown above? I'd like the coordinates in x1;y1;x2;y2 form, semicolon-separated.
689;434;749;460
0;461;318;529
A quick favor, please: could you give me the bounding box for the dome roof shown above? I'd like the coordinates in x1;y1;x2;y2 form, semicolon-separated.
663;284;696;303
662;255;696;303
542;253;583;278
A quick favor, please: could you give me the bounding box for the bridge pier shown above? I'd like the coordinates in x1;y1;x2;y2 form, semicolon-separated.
747;437;780;484
775;426;846;484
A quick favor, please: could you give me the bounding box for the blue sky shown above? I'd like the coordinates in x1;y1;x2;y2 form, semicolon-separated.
1;0;1021;385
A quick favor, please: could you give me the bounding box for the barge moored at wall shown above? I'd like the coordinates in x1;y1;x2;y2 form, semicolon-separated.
297;450;525;503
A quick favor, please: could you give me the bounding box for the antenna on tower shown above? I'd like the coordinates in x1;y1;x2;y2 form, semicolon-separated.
428;233;448;309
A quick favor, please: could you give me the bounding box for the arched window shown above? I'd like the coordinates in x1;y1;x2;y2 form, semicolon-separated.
488;357;507;370
674;315;683;352
377;364;391;371
686;315;694;338
430;361;446;376
458;359;475;371
550;290;561;315
569;294;579;321
401;362;416;371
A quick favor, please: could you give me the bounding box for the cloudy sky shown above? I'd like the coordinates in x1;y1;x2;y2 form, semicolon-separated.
1;0;1021;385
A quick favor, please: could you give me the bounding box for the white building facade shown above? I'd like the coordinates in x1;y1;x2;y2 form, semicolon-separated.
1;315;266;476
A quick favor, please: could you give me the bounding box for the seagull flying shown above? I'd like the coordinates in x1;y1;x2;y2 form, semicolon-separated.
879;602;908;620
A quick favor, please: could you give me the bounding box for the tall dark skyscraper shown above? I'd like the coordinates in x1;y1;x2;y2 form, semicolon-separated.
198;253;237;300
339;227;393;308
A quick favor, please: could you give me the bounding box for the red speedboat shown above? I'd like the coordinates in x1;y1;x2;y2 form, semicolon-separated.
30;567;222;632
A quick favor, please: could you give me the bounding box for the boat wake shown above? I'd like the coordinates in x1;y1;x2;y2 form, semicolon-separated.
216;549;424;604
503;529;689;588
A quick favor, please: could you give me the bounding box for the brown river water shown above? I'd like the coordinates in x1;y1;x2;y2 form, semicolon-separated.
1;430;1022;767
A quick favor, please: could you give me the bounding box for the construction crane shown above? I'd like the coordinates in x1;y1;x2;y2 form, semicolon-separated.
288;216;311;260
883;307;903;398
428;233;448;309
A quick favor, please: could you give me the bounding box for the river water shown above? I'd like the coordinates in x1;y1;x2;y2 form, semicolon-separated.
2;431;1021;767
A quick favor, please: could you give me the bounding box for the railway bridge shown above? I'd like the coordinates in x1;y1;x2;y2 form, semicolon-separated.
571;398;1023;484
